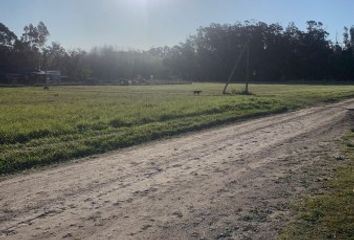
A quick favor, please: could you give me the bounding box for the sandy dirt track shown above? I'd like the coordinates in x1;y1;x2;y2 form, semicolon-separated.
1;99;354;240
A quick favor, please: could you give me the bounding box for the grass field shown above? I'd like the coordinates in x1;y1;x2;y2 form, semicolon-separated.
2;83;354;174
280;132;354;240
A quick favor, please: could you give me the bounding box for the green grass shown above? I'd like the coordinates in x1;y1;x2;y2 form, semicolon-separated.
279;132;354;240
2;83;354;174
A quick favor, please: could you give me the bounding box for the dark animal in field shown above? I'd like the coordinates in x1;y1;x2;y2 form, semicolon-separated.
193;90;202;95
43;85;49;90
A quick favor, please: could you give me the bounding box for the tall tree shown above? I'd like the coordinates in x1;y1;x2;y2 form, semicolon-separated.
0;23;17;47
21;22;49;50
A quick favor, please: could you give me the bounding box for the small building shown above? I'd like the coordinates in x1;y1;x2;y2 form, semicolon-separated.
6;70;44;85
45;71;62;84
32;71;47;85
6;70;62;85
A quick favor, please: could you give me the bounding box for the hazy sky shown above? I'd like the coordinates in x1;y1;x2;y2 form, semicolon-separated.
1;0;354;50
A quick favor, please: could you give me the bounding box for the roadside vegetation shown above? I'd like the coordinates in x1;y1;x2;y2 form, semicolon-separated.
280;132;354;240
2;83;354;174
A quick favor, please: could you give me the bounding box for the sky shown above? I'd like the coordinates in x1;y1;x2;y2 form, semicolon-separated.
1;0;354;50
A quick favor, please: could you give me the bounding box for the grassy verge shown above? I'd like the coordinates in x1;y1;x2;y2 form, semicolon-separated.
2;83;354;174
279;132;354;240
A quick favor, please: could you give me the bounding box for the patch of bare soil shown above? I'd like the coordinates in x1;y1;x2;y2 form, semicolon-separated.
1;99;353;240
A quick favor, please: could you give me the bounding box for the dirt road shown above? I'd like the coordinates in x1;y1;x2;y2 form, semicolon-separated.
1;100;353;240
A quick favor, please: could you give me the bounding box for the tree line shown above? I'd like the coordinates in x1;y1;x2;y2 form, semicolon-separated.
1;20;354;84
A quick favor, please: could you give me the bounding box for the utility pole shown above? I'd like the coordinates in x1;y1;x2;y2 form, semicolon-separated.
245;43;250;94
222;42;248;94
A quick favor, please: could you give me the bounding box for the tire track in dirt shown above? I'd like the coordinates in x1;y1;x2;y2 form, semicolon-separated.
1;99;353;240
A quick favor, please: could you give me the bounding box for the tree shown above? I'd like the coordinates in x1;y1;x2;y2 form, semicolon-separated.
42;42;67;70
19;22;50;70
0;23;17;47
350;27;354;56
2;20;354;85
21;21;49;50
0;23;17;81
